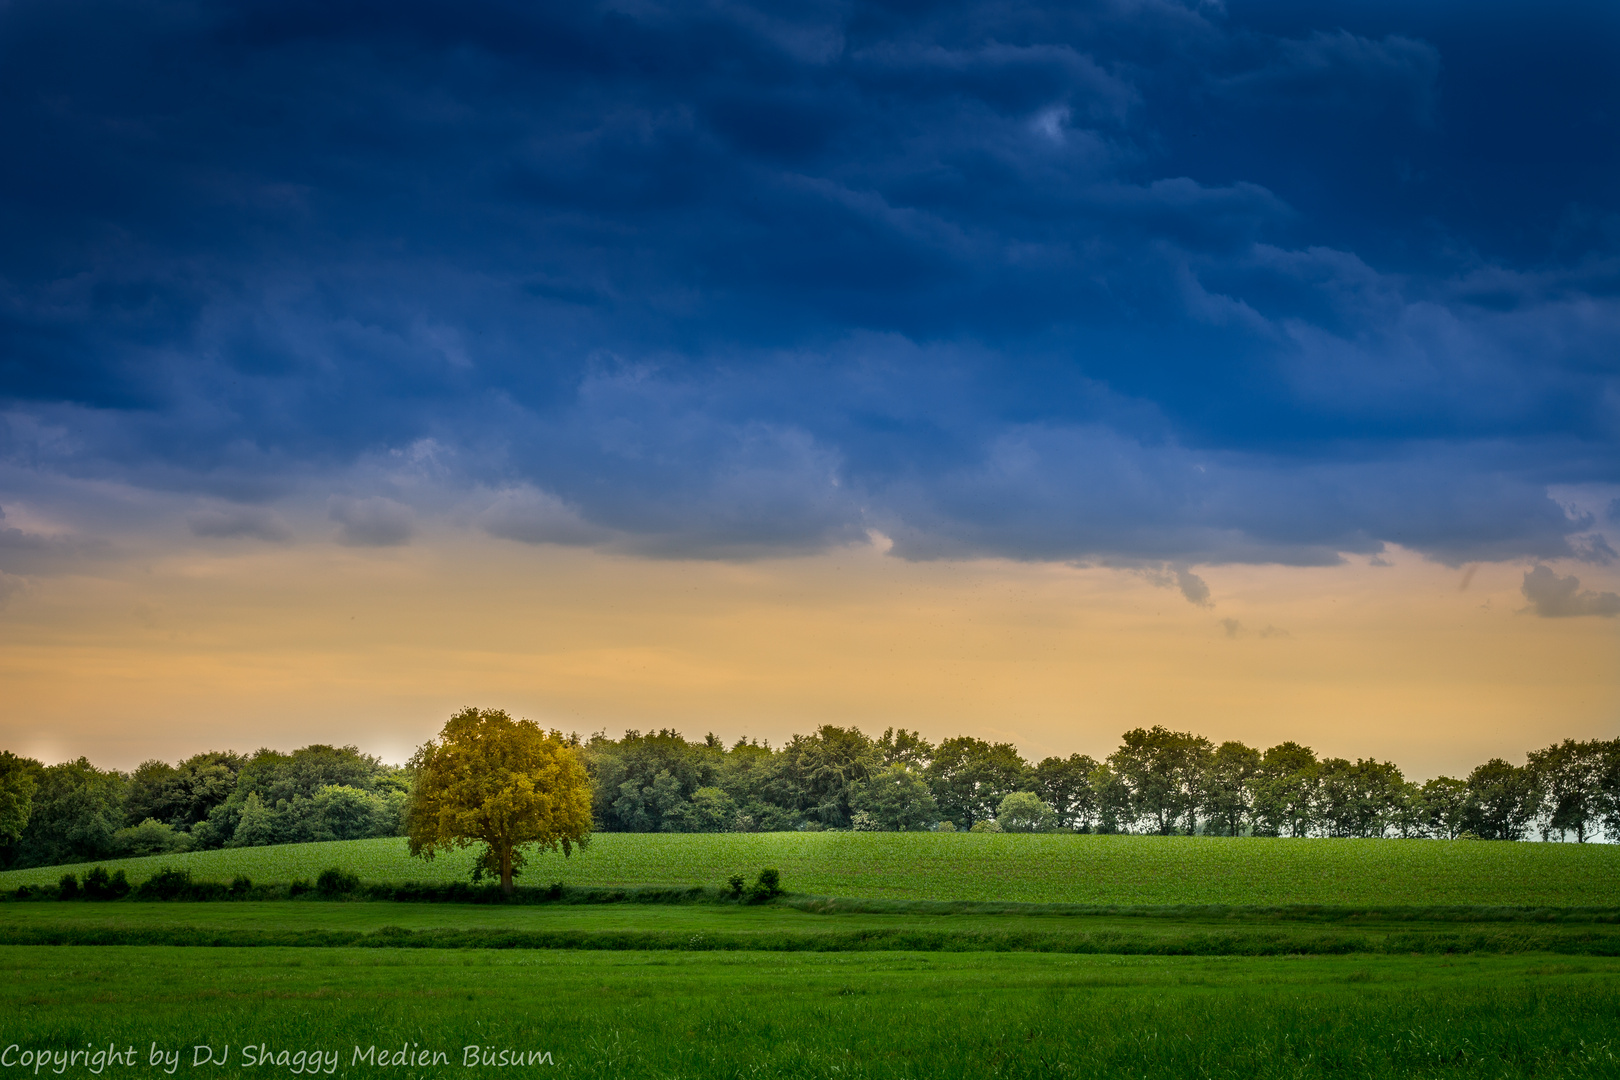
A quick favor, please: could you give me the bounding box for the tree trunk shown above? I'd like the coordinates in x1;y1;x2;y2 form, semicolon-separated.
500;845;513;895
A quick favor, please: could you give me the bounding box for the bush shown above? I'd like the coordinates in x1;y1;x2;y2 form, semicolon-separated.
726;873;745;898
229;874;253;897
745;868;784;903
57;872;79;900
82;866;131;900
934;820;956;832
315;867;360;897
288;878;313;897
137;866;196;900
969;819;1003;833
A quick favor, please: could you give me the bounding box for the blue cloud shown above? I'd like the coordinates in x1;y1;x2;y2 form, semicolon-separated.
0;0;1616;566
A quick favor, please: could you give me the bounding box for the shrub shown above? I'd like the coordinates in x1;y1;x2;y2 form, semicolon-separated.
82;866;130;900
934;820;956;832
850;811;882;831
969;819;1003;832
726;873;745;898
137;867;195;900
315;867;360;897
745;868;784;903
57;872;79;900
288;878;314;897
229;874;253;897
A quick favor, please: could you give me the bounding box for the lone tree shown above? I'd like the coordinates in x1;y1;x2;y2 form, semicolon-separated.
406;707;592;893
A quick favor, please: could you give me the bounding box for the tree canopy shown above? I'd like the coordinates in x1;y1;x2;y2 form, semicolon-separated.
405;707;593;892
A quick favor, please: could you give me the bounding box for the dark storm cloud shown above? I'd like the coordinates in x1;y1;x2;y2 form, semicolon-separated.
0;0;1616;565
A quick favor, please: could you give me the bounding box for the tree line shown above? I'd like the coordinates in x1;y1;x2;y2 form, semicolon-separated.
3;724;1618;869
580;726;1620;842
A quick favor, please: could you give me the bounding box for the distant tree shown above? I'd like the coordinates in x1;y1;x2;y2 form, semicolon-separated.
1202;741;1261;836
876;728;935;769
926;737;1028;828
113;817;193;856
584;729;719;832
1108;727;1213;834
995;791;1058;833
1250;742;1318;837
1032;754;1099;831
0;751;41;851
1315;758;1406;838
666;786;737;833
1461;759;1539;841
406;707;593;893
1091;762;1133;834
14;758;126;867
850;763;939;830
771;725;881;828
1417;777;1469;839
1527;739;1608;842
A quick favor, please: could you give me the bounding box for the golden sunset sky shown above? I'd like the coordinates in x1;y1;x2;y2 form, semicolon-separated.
3;526;1614;779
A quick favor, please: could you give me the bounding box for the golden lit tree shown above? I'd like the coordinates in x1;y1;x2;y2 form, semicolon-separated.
406;707;592;893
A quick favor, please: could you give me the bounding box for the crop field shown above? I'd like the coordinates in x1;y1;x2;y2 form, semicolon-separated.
5;832;1620;906
1;946;1617;1079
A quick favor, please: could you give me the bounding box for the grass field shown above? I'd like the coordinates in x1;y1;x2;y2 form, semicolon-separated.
6;832;1620;905
5;900;1620;955
6;836;1620;1077
2;946;1617;1078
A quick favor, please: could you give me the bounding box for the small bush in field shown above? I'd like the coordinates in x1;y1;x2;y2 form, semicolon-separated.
315;867;359;896
745;868;783;903
230;874;253;896
57;873;79;900
726;873;745;898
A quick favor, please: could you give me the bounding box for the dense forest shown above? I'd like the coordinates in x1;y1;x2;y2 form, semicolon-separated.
2;726;1618;868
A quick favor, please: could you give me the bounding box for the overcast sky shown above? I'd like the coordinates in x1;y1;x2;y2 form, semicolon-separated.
1;0;1616;770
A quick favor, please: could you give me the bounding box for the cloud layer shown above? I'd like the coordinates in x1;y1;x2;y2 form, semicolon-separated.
0;0;1617;570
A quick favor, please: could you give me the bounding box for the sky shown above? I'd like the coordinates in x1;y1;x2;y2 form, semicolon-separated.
0;0;1616;776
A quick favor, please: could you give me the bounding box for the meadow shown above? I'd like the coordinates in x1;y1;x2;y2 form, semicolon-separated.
5;835;1620;1077
2;946;1618;1079
5;832;1620;906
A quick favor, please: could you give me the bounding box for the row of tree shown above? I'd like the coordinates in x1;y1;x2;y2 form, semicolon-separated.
4;725;1618;868
579;726;1620;842
0;745;408;868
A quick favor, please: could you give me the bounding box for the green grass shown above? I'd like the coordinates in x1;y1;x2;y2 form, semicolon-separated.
5;901;1620;955
2;946;1617;1078
5;833;1620;905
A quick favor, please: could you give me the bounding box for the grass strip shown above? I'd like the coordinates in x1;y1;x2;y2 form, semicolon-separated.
6;922;1620;954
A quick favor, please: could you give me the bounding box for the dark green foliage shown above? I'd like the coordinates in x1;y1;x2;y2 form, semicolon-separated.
135;866;223;901
81;866;130;899
229;874;252;896
726;873;745;897
849;763;937;830
1463;759;1540;840
1031;753;1099;830
14;758;126;868
56;872;78;900
0;751;40;849
925;736;1028;828
745;867;784;903
194;745;406;849
315;866;360;896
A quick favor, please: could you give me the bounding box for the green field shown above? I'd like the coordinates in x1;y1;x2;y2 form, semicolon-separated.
1;946;1617;1078
6;832;1620;905
5;900;1620;956
6;836;1620;1077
